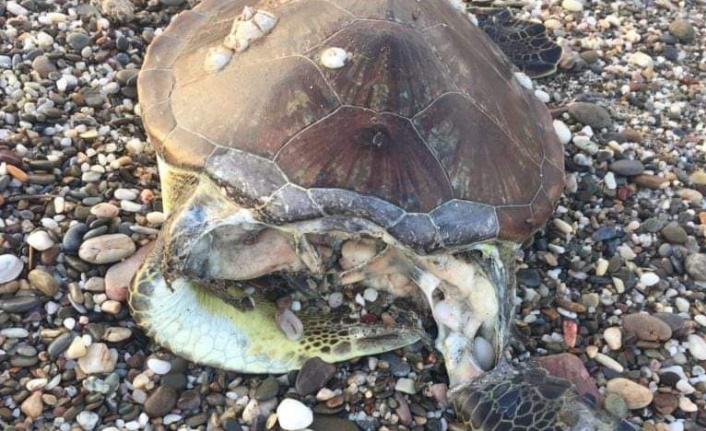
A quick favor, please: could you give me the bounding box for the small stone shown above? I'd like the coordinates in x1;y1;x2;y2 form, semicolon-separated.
604;327;622;350
66;336;87;359
26;230;55;251
604;393;628;418
668;19;696;43
687;334;706;361
144;385;178;417
640;272;660;287
394;378;416;394
78;343;118;374
1;327;28;338
605;378;653;409
628;52;654;68
310;415;360;431
679;396;698;413
296;357;336;396
21;391;43;419
101;300;121;315
76;411;100;430
103;327;132;342
147;358;172;375
593;353;624;373
685;254;706;282
28;269;59;297
32;55;57;78
255;377;280;401
623;313;672;341
91;203;120;219
561;0;583;12
67;32;92;50
79;234;136;264
0;254;23;284
105;242;153;300
661;222;688;244
553;120;572;144
678;188;703;204
610;160;644;176
363;287;378;302
568;102;611;129
652;393;679;415
277;398;313;430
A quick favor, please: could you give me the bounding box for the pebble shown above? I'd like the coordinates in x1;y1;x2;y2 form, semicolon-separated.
144;385;178;417
26;230;55;251
66;336;87;359
639;272;660;287
562;0;584;12
668;19;696;43
623;313;672;341
653;392;679;415
147;358;172;375
604;393;629;418
604;327;622;350
255;377;280;401
593;353;624;373
295;357;336;396
0;254;23;284
394;378;416;395
679;396;698;413
628;52;654;69
687;334;706;361
685;254;706;282
91;203;120;219
78;343;118;374
568;102;611;129
605;378;653;409
553;120;572;144
79;234;136;264
1;327;29;338
538;353;601;403
276;398;313;431
77;411;100;430
28;269;59;297
103;327;132;342
21;391;43;419
609;160;644;176
661;222;688;244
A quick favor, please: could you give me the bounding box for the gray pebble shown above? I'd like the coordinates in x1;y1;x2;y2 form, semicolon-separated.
568;102;612;129
609;160;645;177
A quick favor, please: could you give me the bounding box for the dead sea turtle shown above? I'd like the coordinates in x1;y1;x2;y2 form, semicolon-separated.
130;0;637;429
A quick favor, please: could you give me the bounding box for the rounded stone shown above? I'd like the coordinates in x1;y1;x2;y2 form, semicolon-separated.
26;230;55;251
28;269;60;297
90;202;120;219
609;160;645;177
144;385;178;417
660;222;688;244
605;378;653;409
685;254;706;282
623;313;672;341
295;357;336;396
79;234;136;264
668;19;696;43
567;102;611;129
276;398;313;431
0;254;23;284
603;393;628;418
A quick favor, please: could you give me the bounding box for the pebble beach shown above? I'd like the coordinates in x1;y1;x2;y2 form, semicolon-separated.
0;0;705;430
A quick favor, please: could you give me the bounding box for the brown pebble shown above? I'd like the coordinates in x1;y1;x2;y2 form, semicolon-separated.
652;392;679;415
631;174;669;189
623;313;672;342
7;164;29;182
144;385;178;417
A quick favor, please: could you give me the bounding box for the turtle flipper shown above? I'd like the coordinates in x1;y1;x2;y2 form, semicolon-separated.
130;238;424;373
449;362;640;431
472;8;562;78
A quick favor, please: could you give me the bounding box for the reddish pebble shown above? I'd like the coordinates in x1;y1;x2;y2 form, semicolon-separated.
563;319;578;348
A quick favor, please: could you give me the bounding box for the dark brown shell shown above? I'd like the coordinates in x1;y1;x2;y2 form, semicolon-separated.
138;0;564;252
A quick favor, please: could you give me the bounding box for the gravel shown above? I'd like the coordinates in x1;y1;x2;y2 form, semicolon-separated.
0;0;704;430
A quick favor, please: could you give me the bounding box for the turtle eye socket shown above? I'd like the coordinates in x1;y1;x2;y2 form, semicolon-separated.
354;124;391;148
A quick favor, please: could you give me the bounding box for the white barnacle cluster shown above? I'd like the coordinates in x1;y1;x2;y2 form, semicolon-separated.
203;6;277;73
320;47;350;69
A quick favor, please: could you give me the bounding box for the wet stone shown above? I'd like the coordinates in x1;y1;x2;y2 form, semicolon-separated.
605;378;653;409
623;313;672;341
685;253;706;282
516;268;540;287
295;357;336;396
47;332;73;357
381;353;412;377
604;393;629;419
652;392;679;415
28;269;59;297
0;296;40;313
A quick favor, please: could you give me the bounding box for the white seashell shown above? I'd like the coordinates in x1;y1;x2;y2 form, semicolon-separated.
276;309;304;341
320;47;349;69
204;45;233;72
252;10;277;33
0;254;23;284
235;21;265;42
514;71;533;90
240;6;254;21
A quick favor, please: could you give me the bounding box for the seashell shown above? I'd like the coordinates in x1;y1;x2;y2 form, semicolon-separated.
276;309;304;341
252;10;277;33
320;47;349;69
0;254;23;284
204;45;233;72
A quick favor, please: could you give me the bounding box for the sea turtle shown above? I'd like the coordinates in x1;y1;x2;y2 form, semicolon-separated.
129;0;637;430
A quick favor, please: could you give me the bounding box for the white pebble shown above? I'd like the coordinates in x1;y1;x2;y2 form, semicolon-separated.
204;45;233;73
594;352;624;373
553;120;572;144
394;377;417;394
604;327;622;350
628;52;654;69
147;358;172;375
562;0;584;11
640;272;660;287
687;334;706;361
534;89;550;103
1;327;29;338
76;411;100;431
363;288;378;302
26;230;55;251
0;254;23;284
514;72;533;90
276;398;313;431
